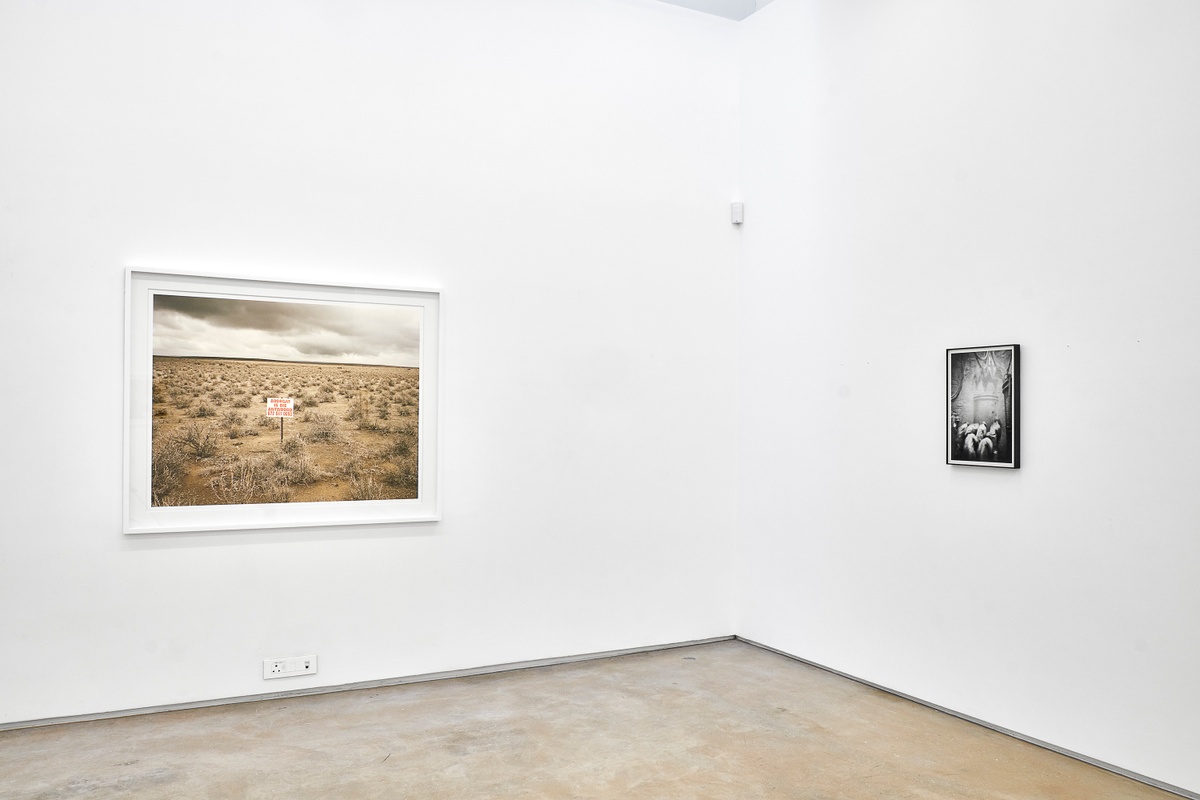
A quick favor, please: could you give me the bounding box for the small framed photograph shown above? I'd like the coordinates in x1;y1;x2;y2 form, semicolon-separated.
124;269;440;534
947;344;1019;469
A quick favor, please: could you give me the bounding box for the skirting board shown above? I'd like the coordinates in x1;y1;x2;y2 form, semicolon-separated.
0;636;735;733
3;634;1194;799
736;636;1198;800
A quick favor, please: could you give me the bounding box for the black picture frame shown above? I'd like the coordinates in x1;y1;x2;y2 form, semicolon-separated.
947;344;1020;469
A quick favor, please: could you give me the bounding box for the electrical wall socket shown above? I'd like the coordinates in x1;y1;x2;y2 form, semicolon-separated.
263;655;317;680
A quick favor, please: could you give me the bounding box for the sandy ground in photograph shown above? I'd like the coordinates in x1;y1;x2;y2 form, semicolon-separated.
151;357;418;506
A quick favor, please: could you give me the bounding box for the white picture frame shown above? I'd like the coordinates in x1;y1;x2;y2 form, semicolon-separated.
124;269;440;534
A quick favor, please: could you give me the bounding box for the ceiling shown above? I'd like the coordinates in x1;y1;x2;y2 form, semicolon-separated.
654;0;774;22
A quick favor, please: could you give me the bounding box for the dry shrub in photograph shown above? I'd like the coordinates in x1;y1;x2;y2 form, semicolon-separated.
150;357;420;507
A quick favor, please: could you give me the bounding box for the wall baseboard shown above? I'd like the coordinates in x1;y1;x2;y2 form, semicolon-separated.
735;636;1198;800
0;635;735;733
3;634;1193;800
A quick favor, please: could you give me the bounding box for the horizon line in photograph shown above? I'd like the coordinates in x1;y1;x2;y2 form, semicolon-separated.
153;355;418;369
153;293;422;368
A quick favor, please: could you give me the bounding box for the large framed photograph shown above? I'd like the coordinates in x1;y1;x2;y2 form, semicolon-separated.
124;270;440;534
947;344;1019;469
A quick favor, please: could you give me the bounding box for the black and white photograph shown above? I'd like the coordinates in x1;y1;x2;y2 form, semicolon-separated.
947;344;1019;469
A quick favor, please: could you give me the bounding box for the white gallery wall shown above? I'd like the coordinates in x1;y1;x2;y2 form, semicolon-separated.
0;0;739;723
737;0;1200;793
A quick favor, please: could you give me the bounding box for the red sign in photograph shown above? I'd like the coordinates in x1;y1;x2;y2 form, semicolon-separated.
266;397;295;418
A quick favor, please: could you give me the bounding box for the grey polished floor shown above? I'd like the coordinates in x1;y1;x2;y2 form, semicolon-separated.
0;640;1179;799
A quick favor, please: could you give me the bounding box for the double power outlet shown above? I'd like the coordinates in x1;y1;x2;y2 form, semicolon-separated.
263;655;317;680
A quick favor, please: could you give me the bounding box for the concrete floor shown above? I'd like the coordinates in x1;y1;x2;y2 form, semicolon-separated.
0;640;1180;799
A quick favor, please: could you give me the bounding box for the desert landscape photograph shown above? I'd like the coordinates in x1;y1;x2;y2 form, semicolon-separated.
150;293;423;507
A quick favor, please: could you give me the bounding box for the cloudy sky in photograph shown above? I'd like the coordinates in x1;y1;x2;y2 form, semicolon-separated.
153;294;422;367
